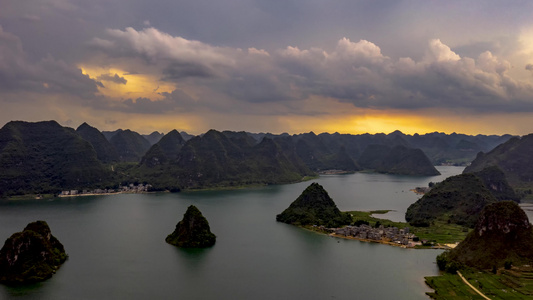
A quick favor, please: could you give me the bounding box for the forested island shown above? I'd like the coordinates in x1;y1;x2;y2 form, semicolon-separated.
166;205;216;248
0;221;67;284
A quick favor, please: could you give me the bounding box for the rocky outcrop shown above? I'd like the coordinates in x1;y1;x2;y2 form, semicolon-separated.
443;201;533;269
0;221;68;284
276;182;352;227
471;166;520;202
166;205;216;248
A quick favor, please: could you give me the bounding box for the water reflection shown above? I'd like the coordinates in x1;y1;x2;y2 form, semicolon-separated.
172;246;214;272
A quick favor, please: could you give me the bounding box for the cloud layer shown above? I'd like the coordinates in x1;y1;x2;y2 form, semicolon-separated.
85;27;533;115
2;0;533;134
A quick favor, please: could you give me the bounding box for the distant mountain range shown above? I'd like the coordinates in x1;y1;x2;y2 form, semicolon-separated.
0;120;516;197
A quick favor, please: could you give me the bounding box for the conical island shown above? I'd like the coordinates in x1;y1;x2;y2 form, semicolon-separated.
166;205;216;248
0;221;68;285
438;201;533;271
276;182;352;227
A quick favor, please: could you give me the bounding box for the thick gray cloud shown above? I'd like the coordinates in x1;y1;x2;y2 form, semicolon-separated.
2;0;533;126
0;26;101;99
97;89;197;114
87;26;533;113
97;73;127;85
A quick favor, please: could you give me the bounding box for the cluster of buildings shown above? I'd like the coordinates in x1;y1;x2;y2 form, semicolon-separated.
60;183;152;197
331;224;421;247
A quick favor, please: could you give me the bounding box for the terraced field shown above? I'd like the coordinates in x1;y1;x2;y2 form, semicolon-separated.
426;266;533;299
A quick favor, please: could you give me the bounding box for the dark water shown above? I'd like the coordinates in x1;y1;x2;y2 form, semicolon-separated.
0;167;463;300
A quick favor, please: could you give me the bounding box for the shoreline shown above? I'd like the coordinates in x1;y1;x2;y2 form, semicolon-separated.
328;232;452;250
329;233;412;248
57;191;155;198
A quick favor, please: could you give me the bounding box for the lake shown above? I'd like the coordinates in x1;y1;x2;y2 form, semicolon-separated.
0;167;463;299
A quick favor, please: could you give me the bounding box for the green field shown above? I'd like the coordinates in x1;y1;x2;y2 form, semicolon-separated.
346;210;470;245
414;220;470;245
426;267;533;299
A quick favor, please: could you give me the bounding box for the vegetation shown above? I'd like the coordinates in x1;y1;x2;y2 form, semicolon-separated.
136;130;314;191
76;122;119;163
470;166;521;202
109;129;152;162
439;201;533;270
405;173;499;228
293;132;359;172
426;267;533;299
347;210;469;245
0;221;68;285
358;144;440;176
0;120;112;197
423;189;533;298
276;183;352;227
166;205;216;248
0;120;518;197
140;129;185;167
464;133;533;190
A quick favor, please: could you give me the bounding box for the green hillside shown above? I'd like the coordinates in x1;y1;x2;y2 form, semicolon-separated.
405;173;498;227
0;121;111;197
276;182;352;227
359;144;440;176
464;134;533;191
137;129;314;190
439;201;533;270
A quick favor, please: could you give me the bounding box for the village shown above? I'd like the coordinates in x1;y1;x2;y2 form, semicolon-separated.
59;183;153;197
327;224;422;248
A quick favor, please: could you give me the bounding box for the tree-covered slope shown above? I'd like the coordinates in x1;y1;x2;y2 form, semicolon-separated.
358;144;440;176
166;205;216;248
76;122;119;163
294;132;359;172
405;173;498;227
0;121;111;196
471;166;520;202
140;129;185;167
142;131;164;145
137;129;314;190
109;129;152;162
276;182;352;227
440;201;533;270
463;134;533;190
0;221;68;284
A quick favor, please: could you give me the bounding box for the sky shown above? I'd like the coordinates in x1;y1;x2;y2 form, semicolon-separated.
1;0;533;135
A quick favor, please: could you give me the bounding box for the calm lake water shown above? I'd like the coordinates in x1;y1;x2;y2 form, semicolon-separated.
0;167;464;300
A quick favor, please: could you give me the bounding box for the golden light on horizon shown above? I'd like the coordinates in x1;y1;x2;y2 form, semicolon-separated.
79;65;175;100
277;110;440;135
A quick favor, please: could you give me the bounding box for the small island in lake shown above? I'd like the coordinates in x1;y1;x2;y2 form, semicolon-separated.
0;221;68;285
276;182;352;228
166;205;216;248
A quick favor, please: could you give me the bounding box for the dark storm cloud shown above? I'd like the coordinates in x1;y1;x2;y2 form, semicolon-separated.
0;26;101;99
161;63;215;80
85;26;533;113
96;73;128;84
116;89;196;114
2;0;533;121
